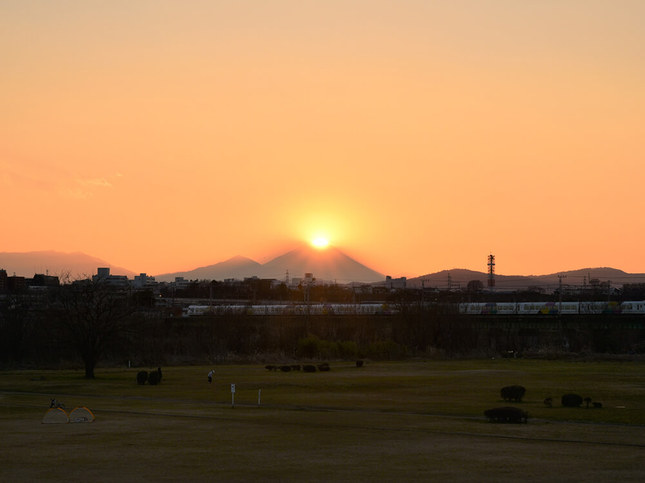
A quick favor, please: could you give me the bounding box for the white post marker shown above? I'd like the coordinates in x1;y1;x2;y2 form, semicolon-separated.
231;383;236;408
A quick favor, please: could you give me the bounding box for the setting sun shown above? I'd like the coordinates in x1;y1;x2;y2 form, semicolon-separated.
311;237;330;249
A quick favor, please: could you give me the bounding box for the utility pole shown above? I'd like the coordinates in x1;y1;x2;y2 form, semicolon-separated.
558;274;566;313
421;279;425;305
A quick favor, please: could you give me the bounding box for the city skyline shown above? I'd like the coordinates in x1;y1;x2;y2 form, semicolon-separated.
3;1;644;277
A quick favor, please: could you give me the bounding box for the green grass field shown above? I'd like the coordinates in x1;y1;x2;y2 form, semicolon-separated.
2;359;644;481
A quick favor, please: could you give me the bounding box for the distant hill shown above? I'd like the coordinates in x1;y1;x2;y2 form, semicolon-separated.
155;256;262;282
156;245;384;284
408;267;645;291
0;251;137;279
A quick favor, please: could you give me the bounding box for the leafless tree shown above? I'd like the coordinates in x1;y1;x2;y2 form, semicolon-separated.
55;280;134;378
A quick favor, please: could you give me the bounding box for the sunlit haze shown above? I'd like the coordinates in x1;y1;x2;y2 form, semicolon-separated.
311;237;330;250
2;1;645;277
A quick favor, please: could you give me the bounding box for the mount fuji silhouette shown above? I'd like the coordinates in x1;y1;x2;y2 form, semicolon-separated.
259;244;384;283
156;244;384;284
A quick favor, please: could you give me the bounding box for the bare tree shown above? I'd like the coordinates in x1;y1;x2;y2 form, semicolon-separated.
55;280;134;378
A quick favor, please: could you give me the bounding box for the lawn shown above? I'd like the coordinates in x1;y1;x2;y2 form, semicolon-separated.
1;359;644;481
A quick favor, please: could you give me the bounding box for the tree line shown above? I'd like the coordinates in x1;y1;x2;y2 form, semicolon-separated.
2;280;645;377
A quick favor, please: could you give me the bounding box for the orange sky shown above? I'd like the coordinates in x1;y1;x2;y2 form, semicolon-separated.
2;0;644;277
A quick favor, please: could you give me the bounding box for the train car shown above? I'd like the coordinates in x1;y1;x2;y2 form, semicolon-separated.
579;301;620;314
517;302;559;315
620;301;645;314
496;302;517;315
558;302;580;314
185;305;211;316
458;300;645;315
458;302;514;315
248;304;291;315
459;303;486;315
605;301;622;314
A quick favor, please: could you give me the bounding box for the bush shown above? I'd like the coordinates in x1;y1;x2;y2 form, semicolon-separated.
136;371;148;385
561;393;583;407
148;370;161;385
484;407;528;423
500;385;526;402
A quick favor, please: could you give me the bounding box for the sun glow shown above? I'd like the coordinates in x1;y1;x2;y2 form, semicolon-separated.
311;237;330;249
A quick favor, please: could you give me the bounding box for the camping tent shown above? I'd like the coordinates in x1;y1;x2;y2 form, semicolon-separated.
69;406;95;423
42;407;69;424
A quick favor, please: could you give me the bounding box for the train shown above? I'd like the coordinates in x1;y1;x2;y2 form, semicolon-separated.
458;301;645;315
184;303;396;317
182;300;645;317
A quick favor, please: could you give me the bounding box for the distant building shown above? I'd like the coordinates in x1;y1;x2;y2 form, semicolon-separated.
172;277;192;291
290;277;302;288
385;275;407;290
92;267;129;288
32;273;60;287
7;275;26;292
133;273;156;290
96;267;110;279
28;274;60;291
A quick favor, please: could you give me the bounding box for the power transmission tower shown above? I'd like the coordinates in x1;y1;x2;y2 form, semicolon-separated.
487;254;496;289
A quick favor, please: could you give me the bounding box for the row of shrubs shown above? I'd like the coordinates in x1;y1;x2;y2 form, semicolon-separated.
549;394;602;408
296;335;405;360
488;385;605;424
499;385;602;408
136;367;163;385
265;362;333;373
265;360;366;373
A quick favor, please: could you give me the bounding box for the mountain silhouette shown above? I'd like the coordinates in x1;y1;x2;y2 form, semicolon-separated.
156;245;384;283
407;267;645;291
5;250;645;289
259;244;384;284
156;256;262;282
0;251;136;279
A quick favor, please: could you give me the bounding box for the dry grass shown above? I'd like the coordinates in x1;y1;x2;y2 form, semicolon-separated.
2;359;645;481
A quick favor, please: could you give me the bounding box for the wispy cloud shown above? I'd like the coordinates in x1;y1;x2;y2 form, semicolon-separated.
76;177;113;188
62;173;122;199
1;158;124;200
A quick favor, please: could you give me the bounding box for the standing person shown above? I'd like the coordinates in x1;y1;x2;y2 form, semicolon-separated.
207;369;214;384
